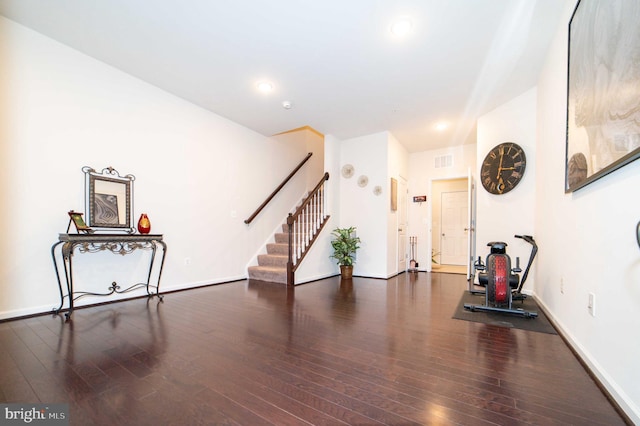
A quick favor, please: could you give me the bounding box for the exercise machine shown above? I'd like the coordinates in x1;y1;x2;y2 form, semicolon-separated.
470;234;538;301
464;235;538;318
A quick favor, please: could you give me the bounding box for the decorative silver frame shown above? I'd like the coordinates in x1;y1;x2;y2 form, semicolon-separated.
565;0;640;192
83;166;135;233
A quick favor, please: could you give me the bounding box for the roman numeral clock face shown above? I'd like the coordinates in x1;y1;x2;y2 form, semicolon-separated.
480;142;526;195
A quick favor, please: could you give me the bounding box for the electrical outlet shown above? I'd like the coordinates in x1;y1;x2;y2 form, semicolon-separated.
588;293;595;316
184;257;191;266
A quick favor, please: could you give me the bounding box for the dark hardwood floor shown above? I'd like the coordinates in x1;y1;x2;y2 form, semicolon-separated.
0;273;627;425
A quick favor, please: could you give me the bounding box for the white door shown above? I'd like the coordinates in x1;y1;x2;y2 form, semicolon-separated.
440;191;468;265
397;178;407;272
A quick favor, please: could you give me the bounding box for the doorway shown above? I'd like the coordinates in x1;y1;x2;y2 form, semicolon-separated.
431;175;475;277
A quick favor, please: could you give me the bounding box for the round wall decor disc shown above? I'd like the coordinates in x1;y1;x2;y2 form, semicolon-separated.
341;164;355;178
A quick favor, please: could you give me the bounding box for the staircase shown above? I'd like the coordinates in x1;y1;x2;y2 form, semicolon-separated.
248;173;330;285
247;223;291;284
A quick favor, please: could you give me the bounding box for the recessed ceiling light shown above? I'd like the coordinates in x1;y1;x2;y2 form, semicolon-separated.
434;122;449;132
390;18;412;37
257;81;274;93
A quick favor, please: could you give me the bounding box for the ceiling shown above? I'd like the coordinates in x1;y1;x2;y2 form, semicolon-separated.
0;0;568;152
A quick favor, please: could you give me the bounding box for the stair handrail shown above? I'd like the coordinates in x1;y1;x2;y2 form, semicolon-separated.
244;152;313;225
287;172;329;221
286;172;331;285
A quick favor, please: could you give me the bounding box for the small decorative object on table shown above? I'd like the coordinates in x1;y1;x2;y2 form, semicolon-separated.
67;210;93;234
138;213;151;234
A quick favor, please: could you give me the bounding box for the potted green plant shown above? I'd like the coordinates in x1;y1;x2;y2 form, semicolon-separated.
330;227;361;279
432;249;441;269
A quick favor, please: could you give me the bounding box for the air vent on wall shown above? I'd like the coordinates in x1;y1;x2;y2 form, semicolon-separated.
434;154;453;169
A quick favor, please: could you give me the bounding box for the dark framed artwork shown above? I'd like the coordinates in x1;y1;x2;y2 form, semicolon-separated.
565;0;640;192
83;166;136;233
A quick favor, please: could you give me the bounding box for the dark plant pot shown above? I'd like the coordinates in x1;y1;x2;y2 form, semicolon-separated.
340;265;353;279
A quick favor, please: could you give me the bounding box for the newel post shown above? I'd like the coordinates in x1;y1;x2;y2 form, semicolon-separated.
286;213;295;286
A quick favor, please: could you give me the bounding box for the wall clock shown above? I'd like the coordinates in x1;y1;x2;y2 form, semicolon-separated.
480;142;527;195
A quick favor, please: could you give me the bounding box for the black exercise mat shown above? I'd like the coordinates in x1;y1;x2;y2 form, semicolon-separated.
452;291;557;334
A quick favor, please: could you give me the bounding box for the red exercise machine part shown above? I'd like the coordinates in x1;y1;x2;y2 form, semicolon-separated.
494;256;508;303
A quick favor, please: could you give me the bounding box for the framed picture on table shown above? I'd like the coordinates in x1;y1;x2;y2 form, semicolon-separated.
83;166;136;233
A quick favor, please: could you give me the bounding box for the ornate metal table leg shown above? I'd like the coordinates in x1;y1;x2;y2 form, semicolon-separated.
145;243;157;297
157;240;167;300
147;240;167;300
50;241;66;314
62;242;76;320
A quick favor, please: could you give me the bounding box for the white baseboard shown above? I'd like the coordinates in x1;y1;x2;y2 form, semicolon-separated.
534;296;638;424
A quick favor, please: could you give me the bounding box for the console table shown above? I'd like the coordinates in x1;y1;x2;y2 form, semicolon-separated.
51;233;167;319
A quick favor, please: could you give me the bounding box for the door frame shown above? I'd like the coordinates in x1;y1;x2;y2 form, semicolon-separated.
396;176;408;274
428;171;476;276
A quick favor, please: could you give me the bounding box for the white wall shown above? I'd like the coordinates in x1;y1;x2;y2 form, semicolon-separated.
535;1;640;422
339;132;389;278
407;144;477;271
476;88;538;290
336;131;408;278
0;17;316;318
387;133;409;276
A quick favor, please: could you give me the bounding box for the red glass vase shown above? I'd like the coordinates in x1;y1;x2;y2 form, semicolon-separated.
137;213;151;234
